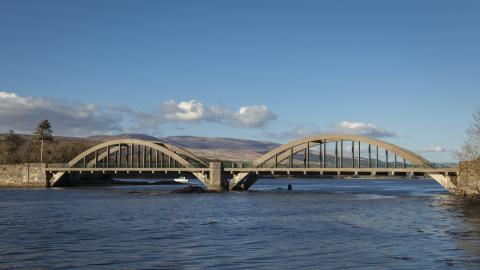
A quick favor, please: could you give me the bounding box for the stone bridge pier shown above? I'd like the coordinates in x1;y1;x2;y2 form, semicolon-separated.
195;162;228;191
203;162;258;191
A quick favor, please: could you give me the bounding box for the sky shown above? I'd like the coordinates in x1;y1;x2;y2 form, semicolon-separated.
1;0;480;162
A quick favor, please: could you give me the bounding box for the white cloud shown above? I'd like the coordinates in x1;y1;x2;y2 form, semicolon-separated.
265;121;396;142
334;121;396;138
159;100;276;128
234;105;276;128
0;92;19;99
0;91;122;136
422;145;446;153
162;100;206;121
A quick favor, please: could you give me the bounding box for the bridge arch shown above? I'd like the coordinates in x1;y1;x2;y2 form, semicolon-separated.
50;139;207;186
230;134;455;190
253;133;432;169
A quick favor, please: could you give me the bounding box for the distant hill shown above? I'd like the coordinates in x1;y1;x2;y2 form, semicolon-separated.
161;136;280;161
1;132;280;162
1;132;450;165
83;134;280;161
86;134;160;141
160;135;279;151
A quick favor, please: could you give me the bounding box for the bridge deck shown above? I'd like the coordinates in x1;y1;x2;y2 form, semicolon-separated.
45;166;458;175
224;167;458;174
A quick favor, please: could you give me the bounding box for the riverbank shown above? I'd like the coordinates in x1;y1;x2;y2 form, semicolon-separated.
456;159;480;202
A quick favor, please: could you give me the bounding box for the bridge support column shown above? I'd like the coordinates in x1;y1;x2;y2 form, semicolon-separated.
205;162;228;191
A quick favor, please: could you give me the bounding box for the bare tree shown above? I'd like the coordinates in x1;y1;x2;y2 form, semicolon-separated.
455;107;480;161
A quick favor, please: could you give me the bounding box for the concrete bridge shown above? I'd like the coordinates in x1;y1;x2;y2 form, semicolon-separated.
45;134;459;191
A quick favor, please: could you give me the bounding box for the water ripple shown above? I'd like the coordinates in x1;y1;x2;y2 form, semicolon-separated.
1;179;479;269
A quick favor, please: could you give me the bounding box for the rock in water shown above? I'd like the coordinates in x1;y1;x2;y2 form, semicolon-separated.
170;185;207;193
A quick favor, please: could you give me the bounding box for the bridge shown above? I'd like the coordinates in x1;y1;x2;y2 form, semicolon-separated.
45;134;459;191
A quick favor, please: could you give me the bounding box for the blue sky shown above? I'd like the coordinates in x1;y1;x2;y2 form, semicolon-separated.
1;0;480;161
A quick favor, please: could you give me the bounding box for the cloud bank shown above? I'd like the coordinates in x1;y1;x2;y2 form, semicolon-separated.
0;92;122;135
0;91;276;136
265;121;397;141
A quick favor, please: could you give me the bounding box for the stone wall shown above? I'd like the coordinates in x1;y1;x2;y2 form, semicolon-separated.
457;159;480;197
0;163;47;187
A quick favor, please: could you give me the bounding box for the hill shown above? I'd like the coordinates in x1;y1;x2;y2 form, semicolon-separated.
85;134;280;161
1;132;281;162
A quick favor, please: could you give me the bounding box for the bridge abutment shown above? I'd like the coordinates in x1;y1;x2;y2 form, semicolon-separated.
0;163;47;187
429;173;457;191
456;159;480;199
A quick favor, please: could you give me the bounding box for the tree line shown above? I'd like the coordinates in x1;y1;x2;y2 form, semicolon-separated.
0;120;95;165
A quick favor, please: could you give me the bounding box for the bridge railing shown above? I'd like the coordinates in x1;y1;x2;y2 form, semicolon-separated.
429;162;458;168
221;161;254;168
45;163;209;169
255;161;453;169
218;160;452;169
46;161;457;170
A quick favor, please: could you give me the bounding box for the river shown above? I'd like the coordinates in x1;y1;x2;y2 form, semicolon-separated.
1;178;480;269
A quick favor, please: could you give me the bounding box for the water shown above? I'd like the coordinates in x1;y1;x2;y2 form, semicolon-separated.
1;178;480;269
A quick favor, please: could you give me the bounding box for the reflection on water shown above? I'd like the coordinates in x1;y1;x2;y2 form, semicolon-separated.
434;195;480;265
1;178;480;269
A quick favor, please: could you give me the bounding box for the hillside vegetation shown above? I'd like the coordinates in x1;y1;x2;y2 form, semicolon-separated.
0;133;280;164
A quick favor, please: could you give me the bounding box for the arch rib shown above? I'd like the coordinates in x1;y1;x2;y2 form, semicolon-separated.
50;139;205;186
66;139;192;168
254;134;431;168
152;141;207;166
